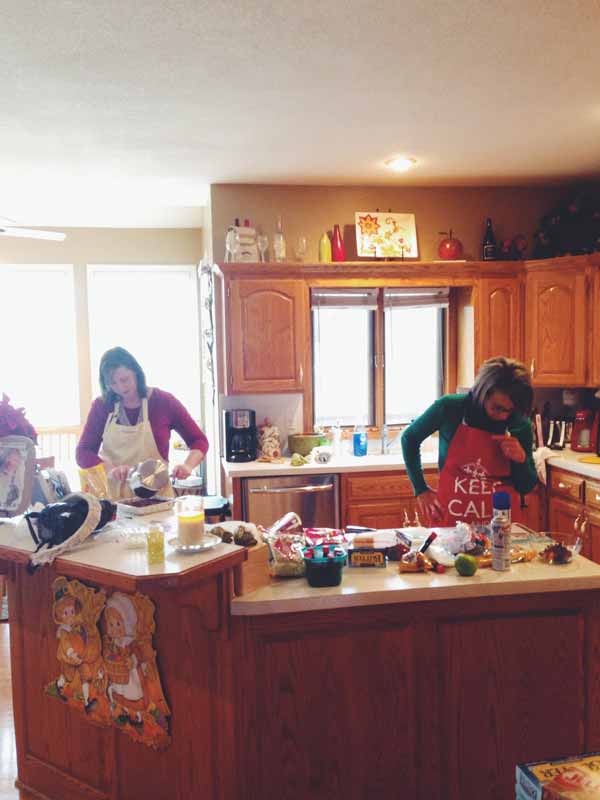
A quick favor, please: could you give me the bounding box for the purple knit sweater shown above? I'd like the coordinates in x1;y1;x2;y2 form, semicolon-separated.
76;387;209;468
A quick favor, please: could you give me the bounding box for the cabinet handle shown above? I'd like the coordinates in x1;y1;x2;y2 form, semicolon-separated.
574;513;583;533
595;494;600;502
299;364;304;384
581;515;588;536
558;482;567;489
530;358;535;378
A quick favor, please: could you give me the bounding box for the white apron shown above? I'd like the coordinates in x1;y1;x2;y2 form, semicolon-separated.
99;394;174;500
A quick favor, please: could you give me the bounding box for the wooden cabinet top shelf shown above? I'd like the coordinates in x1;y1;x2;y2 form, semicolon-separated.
216;253;600;281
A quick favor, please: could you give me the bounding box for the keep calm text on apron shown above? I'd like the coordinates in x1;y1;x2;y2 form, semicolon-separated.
99;394;173;500
436;422;523;526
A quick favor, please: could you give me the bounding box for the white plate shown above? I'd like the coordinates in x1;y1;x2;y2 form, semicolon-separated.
168;532;221;554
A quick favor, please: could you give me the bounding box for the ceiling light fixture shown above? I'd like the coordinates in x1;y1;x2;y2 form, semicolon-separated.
384;156;417;172
0;226;66;241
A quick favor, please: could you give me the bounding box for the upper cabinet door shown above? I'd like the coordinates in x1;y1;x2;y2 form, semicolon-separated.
227;279;308;393
593;267;600;387
525;267;588;386
476;278;522;368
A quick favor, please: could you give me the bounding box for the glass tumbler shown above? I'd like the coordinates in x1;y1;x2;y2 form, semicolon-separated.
175;495;205;546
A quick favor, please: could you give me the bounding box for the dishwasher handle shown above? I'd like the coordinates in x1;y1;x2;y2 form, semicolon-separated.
248;483;334;496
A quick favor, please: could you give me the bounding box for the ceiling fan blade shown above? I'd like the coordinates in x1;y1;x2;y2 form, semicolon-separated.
0;226;66;241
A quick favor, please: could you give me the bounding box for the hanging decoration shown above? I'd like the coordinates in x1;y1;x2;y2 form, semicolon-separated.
46;577;171;750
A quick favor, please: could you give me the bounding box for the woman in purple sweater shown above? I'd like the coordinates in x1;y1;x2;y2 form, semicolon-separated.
76;347;209;499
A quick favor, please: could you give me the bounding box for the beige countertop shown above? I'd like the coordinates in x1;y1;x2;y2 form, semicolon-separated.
546;446;600;481
222;449;439;478
231;551;600;615
0;509;244;589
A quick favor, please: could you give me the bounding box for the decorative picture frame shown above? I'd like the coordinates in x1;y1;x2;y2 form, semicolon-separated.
0;435;35;517
355;211;418;259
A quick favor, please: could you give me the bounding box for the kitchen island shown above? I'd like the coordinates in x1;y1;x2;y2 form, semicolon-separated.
0;513;246;800
4;513;600;800
230;553;600;800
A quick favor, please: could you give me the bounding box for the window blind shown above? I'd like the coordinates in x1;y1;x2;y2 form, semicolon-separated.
311;288;379;310
383;287;449;309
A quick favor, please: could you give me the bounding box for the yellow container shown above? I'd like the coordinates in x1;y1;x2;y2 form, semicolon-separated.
175;495;205;545
146;524;165;565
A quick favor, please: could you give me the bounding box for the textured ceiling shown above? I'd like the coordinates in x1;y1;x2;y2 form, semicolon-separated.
2;0;600;226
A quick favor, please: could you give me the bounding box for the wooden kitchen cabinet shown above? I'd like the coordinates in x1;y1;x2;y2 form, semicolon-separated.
593;266;600;386
341;469;439;528
476;277;522;367
225;279;309;393
547;466;599;561
524;261;589;386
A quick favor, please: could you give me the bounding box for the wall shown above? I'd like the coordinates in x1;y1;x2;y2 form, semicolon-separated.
210;184;572;263
0;227;203;265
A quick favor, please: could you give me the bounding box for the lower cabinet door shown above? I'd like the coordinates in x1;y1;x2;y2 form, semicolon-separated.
548;496;588;557
344;500;417;529
584;510;600;564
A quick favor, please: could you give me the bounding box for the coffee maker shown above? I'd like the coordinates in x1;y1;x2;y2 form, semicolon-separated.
224;409;257;462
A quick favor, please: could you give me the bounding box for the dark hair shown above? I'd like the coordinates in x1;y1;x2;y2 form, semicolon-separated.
99;347;147;405
471;356;533;415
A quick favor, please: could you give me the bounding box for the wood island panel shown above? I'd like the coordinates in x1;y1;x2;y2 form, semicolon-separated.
231;590;600;800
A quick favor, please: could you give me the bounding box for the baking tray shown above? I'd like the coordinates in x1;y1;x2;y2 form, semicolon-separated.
116;497;174;516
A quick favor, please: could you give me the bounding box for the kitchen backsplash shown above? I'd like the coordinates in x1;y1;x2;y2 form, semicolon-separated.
219;392;304;454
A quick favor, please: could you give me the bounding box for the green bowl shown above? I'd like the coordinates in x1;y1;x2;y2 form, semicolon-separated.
288;433;322;456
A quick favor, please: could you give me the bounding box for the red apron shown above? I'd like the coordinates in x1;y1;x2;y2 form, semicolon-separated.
437;423;523;525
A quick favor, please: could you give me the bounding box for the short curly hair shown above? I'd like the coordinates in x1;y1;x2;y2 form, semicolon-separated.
471;356;533;415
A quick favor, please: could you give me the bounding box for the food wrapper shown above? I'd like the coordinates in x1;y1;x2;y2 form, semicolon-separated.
262;512;306;577
79;463;110;499
304;527;348;546
399;551;433;573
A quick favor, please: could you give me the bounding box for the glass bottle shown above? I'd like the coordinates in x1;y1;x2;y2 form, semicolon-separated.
491;490;511;571
482;217;497;261
319;232;332;262
331;224;346;262
273;215;287;262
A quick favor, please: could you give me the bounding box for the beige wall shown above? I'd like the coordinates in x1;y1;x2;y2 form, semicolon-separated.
210;184;573;263
0;227;203;264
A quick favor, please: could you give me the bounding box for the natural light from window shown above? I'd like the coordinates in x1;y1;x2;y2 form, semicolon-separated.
313;307;373;427
87;265;202;418
1;265;80;427
385;306;442;423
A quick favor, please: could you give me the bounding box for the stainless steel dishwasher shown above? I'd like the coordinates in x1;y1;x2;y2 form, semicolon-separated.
242;474;339;529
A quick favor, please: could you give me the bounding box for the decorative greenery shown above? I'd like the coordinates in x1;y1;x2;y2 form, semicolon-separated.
533;193;600;259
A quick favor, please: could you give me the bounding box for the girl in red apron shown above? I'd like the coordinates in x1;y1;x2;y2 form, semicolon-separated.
402;357;537;527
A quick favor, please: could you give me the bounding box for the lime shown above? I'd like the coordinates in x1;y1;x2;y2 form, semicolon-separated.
454;553;478;577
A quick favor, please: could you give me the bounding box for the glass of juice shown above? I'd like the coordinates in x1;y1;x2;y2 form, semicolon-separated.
175;495;205;546
146;523;165;565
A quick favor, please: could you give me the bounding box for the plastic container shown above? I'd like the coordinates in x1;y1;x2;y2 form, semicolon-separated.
303;547;346;587
353;425;367;457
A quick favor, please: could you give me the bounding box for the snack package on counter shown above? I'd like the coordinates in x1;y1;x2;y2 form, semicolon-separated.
78;463;110;499
304;527;348;546
257;418;282;461
262;512;306;577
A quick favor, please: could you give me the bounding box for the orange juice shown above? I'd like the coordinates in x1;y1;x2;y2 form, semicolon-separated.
177;511;205;546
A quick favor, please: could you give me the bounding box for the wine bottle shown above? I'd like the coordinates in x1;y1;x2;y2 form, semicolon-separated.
482;217;497;260
273;215;287;262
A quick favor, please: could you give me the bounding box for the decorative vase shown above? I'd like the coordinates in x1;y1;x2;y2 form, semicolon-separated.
331;224;346;262
318;232;332;263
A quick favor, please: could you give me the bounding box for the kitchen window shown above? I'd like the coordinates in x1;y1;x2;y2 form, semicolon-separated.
1;262;204;485
311;287;447;429
87;265;202;419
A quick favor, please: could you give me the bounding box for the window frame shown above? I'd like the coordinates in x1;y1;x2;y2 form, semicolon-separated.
310;285;453;432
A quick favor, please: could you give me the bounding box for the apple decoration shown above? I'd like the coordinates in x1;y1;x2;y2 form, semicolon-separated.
438;229;464;260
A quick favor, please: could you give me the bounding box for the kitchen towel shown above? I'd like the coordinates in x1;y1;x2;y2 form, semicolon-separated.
533;446;554;485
